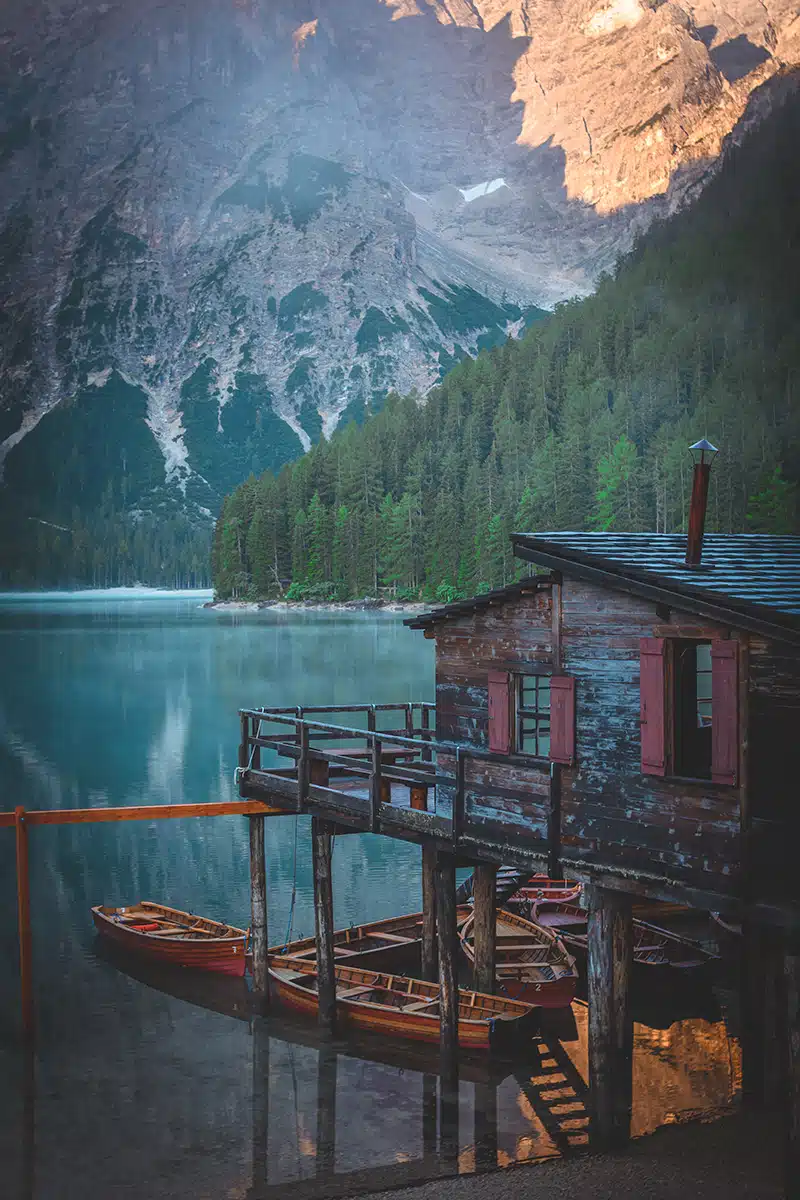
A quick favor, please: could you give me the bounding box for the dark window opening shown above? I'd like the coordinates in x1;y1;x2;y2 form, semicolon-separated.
674;641;712;779
516;674;550;757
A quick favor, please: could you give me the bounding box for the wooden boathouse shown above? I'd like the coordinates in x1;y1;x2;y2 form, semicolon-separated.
236;450;800;1190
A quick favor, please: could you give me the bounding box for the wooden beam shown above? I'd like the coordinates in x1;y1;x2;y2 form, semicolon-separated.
435;851;459;1074
249;814;269;1007
15;807;33;1037
587;885;633;1152
312;817;336;1031
421;844;438;983
787;951;800;1200
0;799;282;829
472;864;497;995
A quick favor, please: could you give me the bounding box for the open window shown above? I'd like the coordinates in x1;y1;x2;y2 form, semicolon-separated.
640;637;738;784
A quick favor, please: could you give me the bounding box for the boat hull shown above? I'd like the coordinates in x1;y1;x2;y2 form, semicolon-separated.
269;959;539;1052
458;907;579;1008
92;904;248;977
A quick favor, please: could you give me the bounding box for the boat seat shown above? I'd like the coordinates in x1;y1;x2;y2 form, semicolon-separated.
337;986;376;999
402;999;439;1012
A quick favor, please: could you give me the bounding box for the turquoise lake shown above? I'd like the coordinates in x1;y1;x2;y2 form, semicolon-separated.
0;594;743;1199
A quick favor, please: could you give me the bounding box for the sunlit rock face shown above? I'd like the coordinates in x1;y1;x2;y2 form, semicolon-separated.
0;0;797;518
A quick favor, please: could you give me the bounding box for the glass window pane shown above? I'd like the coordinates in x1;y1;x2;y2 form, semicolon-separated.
696;644;712;673
538;733;550;757
538;679;550;711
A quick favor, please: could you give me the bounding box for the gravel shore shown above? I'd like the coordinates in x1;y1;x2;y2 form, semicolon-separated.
360;1113;781;1200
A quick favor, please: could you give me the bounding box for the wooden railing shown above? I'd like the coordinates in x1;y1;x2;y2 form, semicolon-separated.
237;704;553;854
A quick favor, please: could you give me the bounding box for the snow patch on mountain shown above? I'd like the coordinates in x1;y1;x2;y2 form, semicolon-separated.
458;178;509;202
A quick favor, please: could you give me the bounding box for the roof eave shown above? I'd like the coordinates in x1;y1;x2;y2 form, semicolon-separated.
511;535;800;647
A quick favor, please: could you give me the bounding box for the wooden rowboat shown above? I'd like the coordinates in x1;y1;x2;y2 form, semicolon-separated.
527;899;718;973
268;956;539;1051
508;876;582;915
457;907;578;1007
92;901;248;977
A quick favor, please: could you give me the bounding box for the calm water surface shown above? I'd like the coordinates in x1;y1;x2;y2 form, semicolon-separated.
0;594;742;1199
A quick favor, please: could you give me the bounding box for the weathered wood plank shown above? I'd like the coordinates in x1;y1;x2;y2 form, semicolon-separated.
472;864;497;994
436;851;459;1071
249;814;269;1007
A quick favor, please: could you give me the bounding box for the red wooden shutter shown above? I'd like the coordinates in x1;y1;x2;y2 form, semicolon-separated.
640;638;667;776
487;671;511;753
550;676;575;765
711;640;739;786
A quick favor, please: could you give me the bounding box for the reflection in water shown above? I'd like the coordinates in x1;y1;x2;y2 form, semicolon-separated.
0;597;742;1199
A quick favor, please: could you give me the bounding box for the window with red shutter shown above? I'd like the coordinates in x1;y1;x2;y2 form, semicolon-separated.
711;640;739;786
640;638;667;776
550;676;575;765
487;671;511;753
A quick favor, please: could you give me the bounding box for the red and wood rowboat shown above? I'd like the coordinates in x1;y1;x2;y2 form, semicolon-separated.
457;907;578;1007
508;876;582;916
527;899;718;972
268;956;539;1051
92;901;248;976
271;908;472;974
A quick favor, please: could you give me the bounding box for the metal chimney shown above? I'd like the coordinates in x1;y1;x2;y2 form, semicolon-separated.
685;439;718;566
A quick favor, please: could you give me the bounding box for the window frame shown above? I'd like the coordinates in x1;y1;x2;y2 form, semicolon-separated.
513;669;552;760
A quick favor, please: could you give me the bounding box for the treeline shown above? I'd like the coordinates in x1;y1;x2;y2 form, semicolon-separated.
0;494;212;589
212;92;800;603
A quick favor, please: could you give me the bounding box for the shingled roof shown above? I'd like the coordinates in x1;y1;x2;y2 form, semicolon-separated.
404;575;553;630
511;532;800;643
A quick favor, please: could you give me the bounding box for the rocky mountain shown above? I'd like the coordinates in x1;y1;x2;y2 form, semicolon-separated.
1;0;798;583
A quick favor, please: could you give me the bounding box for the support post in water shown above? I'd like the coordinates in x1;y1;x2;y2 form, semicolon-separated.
316;1042;338;1177
472;863;497;995
787;949;800;1199
15;806;33;1038
421;843;438;982
435;850;459;1073
312;817;336;1031
249;813;269;1006
586;884;633;1152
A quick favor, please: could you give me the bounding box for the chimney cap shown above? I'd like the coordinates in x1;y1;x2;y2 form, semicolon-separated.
689;438;719;464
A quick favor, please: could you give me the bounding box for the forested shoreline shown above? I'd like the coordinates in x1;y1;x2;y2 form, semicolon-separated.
212;95;800;604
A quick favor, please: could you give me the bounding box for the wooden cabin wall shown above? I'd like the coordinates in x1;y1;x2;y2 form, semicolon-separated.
559;580;742;894
434;588;552;845
429;579;755;895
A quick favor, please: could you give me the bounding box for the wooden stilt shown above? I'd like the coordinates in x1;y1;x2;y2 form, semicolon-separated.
435;851;459;1073
312;817;336;1031
249;814;269;1007
15;806;33;1038
251;1016;269;1190
472;864;497;995
474;1080;498;1172
586;885;633;1152
316;1042;338;1178
421;843;438;983
786;951;800;1199
742;920;785;1109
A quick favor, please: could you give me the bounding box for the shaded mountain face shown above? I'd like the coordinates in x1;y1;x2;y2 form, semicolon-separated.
0;0;797;575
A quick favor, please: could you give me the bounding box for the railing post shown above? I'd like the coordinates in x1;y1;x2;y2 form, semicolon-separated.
15;806;33;1038
370;737;383;830
421;706;432;763
405;704;414;738
251;714;262;771
298;722;310;812
238;712;249;791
